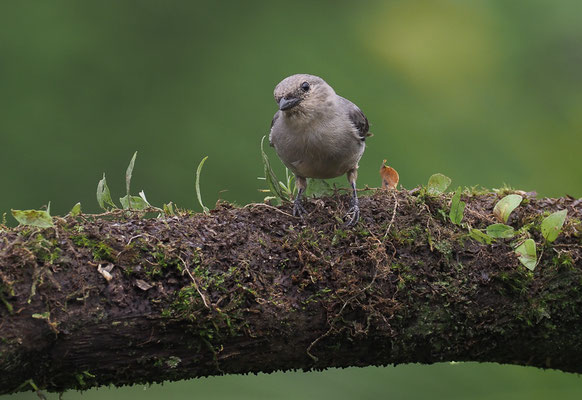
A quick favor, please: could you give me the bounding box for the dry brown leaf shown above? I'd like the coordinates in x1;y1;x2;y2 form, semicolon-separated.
97;264;113;281
135;279;153;291
380;160;399;190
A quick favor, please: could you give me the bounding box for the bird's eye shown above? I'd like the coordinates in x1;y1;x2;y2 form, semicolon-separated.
301;81;310;92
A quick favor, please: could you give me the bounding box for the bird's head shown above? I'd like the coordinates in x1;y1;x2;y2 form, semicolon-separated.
273;74;335;116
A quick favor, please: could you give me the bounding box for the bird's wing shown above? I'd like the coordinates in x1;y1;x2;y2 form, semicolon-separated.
339;96;370;141
269;110;281;147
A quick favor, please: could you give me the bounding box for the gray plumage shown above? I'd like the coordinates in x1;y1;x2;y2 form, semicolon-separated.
269;73;370;225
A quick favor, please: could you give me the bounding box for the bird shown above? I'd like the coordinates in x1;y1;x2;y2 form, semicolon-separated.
269;73;370;226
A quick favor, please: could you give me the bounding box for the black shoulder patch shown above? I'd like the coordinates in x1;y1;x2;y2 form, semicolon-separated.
339;96;369;141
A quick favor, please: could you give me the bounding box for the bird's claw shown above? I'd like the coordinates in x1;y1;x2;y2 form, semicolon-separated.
345;205;360;226
293;197;307;218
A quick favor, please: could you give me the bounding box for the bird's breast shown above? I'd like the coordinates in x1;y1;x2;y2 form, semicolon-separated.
271;118;364;179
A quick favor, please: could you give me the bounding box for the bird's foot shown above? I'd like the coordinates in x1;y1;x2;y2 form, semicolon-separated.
345;200;360;227
293;197;307;218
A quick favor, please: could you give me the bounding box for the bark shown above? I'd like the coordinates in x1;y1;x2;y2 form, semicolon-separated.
0;190;581;395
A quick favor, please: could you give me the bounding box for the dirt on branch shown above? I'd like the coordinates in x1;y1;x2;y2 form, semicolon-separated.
0;189;581;394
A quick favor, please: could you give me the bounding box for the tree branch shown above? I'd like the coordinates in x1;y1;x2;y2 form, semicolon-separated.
0;190;581;394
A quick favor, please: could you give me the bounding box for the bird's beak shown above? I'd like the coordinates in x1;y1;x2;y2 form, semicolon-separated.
278;96;300;111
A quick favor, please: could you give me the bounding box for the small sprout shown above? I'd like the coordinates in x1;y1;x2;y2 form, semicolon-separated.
76;371;96;387
70;202;82;217
515;239;537;271
493;194;522;223
163;202;175;216
486;223;515;239
120;195;149;210
96;173;117;210
32;312;50;320
427;173;452;195
125;151;138;209
11;208;54;228
380;160;399;190
449;186;465;225
166;356;182;368
1;294;13;314
541;209;567;243
139;190;151;205
469;228;493;244
195;156;210;214
260;136;292;203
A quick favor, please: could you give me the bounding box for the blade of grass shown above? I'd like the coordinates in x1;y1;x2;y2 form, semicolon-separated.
196;156;210;214
260;136;286;201
125;151;138;209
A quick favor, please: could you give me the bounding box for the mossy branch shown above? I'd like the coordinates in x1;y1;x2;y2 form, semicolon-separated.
0;190;581;395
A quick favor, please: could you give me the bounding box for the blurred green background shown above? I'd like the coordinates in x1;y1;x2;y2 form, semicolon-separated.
1;0;581;399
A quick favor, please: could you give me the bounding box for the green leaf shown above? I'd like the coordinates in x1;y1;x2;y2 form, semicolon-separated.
70;202;82;217
125;151;138;209
11;208;54;228
32;312;50;320
493;194;522;223
260;136;286;202
486;223;515;239
515;239;537;271
469;228;493;244
427;173;452;195
541;209;567;243
96;174;116;210
120;195;149;210
449;187;465;225
305;179;334;197
195;156;210;214
163;202;175;216
138;190;151;206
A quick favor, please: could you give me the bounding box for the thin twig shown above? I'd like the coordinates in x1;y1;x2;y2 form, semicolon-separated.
307;268;379;362
383;191;399;240
244;203;294;218
178;256;210;309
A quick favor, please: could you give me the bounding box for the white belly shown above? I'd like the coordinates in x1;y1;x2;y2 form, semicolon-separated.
272;125;364;179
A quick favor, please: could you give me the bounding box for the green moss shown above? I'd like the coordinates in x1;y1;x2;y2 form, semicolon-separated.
390;225;422;246
465;185;490;196
71;234;115;262
295;228;324;249
169;284;206;319
331;229;348;246
355;226;371;237
436;208;448;222
143;250;175;277
302;287;332;305
392;263;417;290
493;184;518;197
160;257;255;348
434;240;453;259
495;269;533;296
74;371;95;388
552;251;574;269
407;303;451;337
165;356;182;368
25;233;61;264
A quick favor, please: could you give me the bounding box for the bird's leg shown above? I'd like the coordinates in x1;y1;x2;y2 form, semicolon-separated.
293;176;307;218
346;169;360;226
